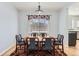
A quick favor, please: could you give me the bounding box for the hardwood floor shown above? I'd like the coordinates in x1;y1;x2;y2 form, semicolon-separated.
64;40;79;56
4;40;79;56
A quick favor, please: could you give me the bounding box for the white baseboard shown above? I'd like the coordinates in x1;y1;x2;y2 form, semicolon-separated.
0;43;16;56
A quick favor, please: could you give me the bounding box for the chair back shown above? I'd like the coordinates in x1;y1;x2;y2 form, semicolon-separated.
31;33;37;37
57;34;62;43
42;38;53;50
61;35;64;42
45;38;52;48
16;35;22;42
19;34;22;39
41;33;47;37
57;34;64;43
29;38;36;47
27;37;39;50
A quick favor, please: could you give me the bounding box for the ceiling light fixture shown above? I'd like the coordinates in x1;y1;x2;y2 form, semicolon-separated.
35;2;43;15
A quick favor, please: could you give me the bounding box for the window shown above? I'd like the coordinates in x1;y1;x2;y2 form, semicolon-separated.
28;15;50;34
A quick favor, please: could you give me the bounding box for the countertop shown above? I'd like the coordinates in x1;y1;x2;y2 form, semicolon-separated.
68;29;79;31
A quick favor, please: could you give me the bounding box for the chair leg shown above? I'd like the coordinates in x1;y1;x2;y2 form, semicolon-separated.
53;49;55;56
25;50;28;56
22;45;25;53
62;44;64;52
24;45;26;53
25;47;28;56
16;45;20;55
37;50;40;56
53;44;55;56
15;46;18;56
26;46;28;56
15;46;17;53
51;50;53;56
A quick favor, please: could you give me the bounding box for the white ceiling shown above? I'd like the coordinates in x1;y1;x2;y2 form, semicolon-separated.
12;2;73;12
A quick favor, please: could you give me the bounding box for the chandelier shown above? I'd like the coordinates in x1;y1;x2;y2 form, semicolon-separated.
35;2;43;15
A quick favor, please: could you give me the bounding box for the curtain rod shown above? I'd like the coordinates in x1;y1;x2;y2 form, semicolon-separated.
26;15;52;16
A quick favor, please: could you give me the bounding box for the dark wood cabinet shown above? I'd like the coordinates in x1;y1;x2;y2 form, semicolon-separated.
68;31;77;46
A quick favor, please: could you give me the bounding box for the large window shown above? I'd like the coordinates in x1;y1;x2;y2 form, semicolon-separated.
28;15;50;34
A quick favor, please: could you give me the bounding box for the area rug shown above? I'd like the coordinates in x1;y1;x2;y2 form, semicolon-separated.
10;49;67;56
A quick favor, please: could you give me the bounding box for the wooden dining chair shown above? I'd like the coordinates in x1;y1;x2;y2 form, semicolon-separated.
40;33;47;38
41;37;55;55
26;37;39;55
15;34;25;54
55;34;64;52
31;33;37;37
19;34;24;39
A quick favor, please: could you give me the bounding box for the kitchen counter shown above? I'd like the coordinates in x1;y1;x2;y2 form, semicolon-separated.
68;29;79;31
68;29;79;39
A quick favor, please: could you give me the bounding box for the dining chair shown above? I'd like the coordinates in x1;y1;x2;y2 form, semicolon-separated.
55;34;64;52
15;34;25;54
19;34;24;39
26;37;39;55
31;33;37;37
41;33;47;38
41;37;55;55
